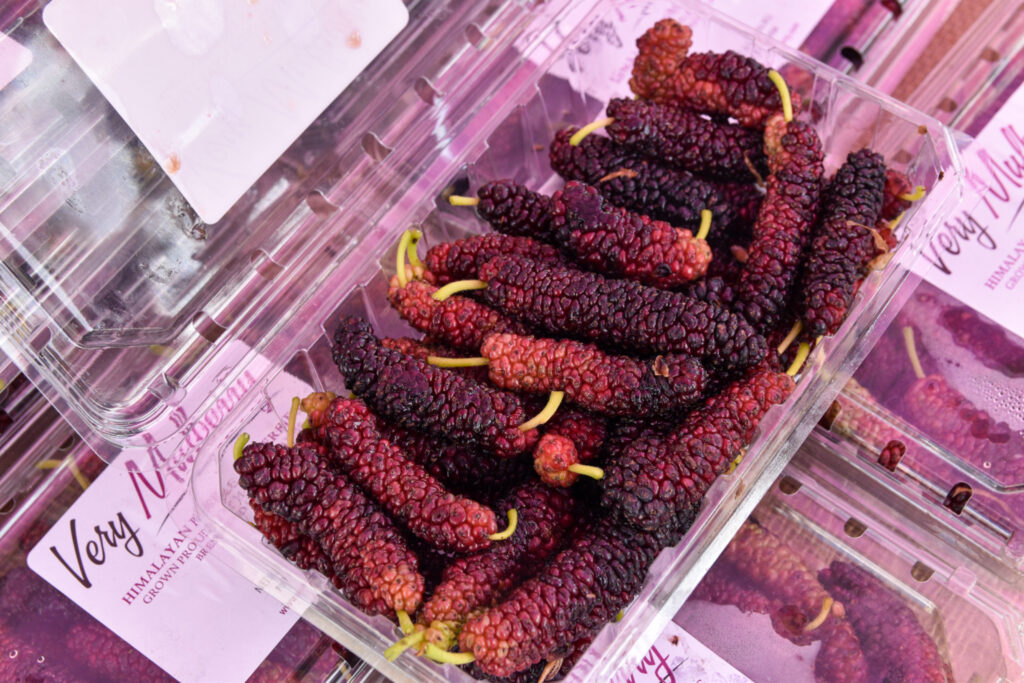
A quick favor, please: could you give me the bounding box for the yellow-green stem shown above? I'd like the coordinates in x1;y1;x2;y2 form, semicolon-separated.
427;356;490;368
488;509;518;540
286;397;300;448
407;229;425;270
397;610;414;636
777;320;802;354
567;464;604;480
384;630;425;662
519;391;564;431
898;185;926;201
448;195;480;206
786;343;811;377
432;280;488;301
902;326;926;380
804;597;834;631
569;117;615;146
233;433;251;461
695;209;712;241
767;70;793;122
423;644;475;665
396;229;414;288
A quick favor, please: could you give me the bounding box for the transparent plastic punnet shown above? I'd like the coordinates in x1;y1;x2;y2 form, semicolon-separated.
675;437;1024;683
192;1;962;681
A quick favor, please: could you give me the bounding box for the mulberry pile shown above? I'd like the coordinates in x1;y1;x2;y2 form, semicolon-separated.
231;15;930;680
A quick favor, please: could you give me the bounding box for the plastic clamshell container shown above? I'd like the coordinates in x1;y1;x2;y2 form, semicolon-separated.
190;1;963;681
675;436;1024;683
816;277;1024;570
0;0;577;455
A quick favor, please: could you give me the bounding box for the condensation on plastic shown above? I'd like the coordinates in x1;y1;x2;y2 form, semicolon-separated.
188;0;963;680
674;437;1024;683
0;0;566;456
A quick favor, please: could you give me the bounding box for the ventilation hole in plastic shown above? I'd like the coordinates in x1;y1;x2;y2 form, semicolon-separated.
843;518;867;538
306;190;338;218
980;47;1000;62
361;132;393;162
881;0;903;19
878;439;906;471
192;312;225;345
778;476;801;495
250;250;284;280
30;328;50;354
57;434;78;452
943;482;972;515
910;561;934;582
0;498;15;515
464;23;486;49
415;77;441;105
840;46;864;70
819;400;842;430
938;97;958;113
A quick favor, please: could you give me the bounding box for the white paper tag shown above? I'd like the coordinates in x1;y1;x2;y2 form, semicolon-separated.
0;34;33;92
912;84;1024;340
612;619;752;683
27;341;307;683
43;0;408;224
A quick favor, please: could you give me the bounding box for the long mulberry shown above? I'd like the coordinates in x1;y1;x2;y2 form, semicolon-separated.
387;277;530;353
604;97;768;180
250;500;335;578
458;515;684;677
423;233;564;284
601;362;794;531
381;337;490;383
235;442;424;614
332;316;539;456
480;331;706;418
800;149;887;336
67;622;173;683
630;18;801;128
467;180;711;288
473;254;768;370
317;397;502;553
549;129;737;229
421;482;576;625
735;113;824;332
819;561;953;682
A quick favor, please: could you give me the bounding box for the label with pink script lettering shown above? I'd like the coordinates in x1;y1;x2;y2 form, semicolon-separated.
612;620;751;683
27;341;315;682
912;84;1024;339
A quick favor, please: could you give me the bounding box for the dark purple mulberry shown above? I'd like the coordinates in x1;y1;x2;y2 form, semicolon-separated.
423;233;564;284
800;149;887;336
605;97;768;181
476;254;768;371
332;316;539;456
601;363;794;531
68;622;173;683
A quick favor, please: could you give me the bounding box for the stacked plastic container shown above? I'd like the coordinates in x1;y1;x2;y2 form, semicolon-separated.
7;0;1024;681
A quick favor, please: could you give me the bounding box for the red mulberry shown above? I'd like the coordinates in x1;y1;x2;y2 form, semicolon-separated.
235;442;424;614
480;332;706;418
630;19;801;128
332;316;539;456
735;114;824;332
475;254;768;371
317;397;501;553
387;277;530;353
67;622;173;683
